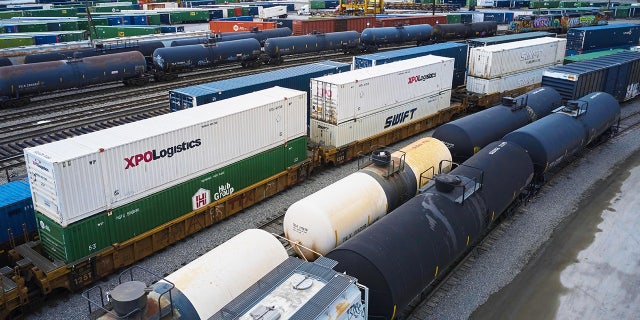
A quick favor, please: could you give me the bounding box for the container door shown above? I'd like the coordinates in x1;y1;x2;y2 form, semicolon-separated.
335;19;347;32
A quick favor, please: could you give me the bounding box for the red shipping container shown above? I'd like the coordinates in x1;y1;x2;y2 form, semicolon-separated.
292;19;335;35
234;7;242;17
346;16;377;33
209;21;277;33
375;15;447;27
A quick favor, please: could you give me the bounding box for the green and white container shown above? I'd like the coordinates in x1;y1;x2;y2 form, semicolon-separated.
25;86;307;227
35;135;306;262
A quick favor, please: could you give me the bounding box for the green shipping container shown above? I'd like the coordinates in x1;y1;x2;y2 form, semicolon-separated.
242;7;251;16
37;211;112;263
146;14;161;25
57;30;88;42
227;8;235;18
447;14;462;24
93;25;161;39
38;137;307;263
17;23;49;33
90;5;135;13
23;8;79;17
563;49;630;64
541;1;561;7
47;21;80;32
311;1;327;9
0;36;34;48
170;11;209;23
615;7;630;18
0;11;23;19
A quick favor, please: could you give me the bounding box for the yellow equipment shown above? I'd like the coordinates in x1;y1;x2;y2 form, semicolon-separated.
337;0;384;15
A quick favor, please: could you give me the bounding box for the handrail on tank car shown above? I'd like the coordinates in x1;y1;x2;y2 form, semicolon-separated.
419;165;436;187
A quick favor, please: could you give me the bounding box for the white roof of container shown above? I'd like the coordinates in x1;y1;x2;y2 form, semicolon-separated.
24;86;303;163
312;55;453;84
473;36;564;52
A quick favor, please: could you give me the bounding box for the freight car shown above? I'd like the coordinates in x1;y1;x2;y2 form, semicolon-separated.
432;87;562;161
169;27;293;47
263;31;362;64
23;40;164;65
83;229;290;319
360;24;434;49
507;12;608;34
325;91;621;319
284;137;452;260
152;38;262;80
0;51;148;108
0;180;37;266
0;57;11;67
431;21;498;42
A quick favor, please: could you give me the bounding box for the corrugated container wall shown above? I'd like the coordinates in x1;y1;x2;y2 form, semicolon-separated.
0;180;36;245
310;55;454;125
310;91;451;148
468;37;566;79
466;68;546;94
25;87;307;227
169;61;350;112
566;24;640;52
352;42;468;88
541;50;640;102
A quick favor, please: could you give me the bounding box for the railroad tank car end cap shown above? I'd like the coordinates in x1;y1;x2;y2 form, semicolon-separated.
108;280;149;316
371;150;391;167
434;174;462;193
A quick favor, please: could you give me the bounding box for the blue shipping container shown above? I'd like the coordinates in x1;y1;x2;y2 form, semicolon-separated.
33;34;59;45
169;61;351;132
566;24;640;52
128;15;148;25
161;25;185;33
541;51;640;102
352;42;468;87
0;180;36;245
107;16;124;26
210;10;224;20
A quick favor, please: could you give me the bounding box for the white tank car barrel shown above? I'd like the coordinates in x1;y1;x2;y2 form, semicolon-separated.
432;87;562;162
284;138;452;260
84;229;289;320
326;140;535;319
503;92;621;175
0;51;148;108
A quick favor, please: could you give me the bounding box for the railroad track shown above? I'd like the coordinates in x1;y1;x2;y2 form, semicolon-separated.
0;42;418;175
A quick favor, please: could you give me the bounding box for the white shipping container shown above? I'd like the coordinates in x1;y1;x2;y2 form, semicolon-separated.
468;37;566;79
472;12;485;22
310;55;454;125
310;90;451;148
476;0;495;7
466;67;552;95
25;87;307;227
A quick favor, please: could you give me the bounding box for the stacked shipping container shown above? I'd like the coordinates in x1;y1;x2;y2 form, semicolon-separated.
542;51;640;102
309;55;454;148
466;37;567;95
352;42;468;88
26;87;308;262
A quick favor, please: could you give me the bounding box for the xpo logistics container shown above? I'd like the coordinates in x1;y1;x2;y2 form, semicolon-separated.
26;87;307;263
466;37;566;95
310;55;454;149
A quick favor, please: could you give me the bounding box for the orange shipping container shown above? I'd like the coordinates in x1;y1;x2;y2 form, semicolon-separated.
375;15;447;27
209;21;278;33
346;16;377;33
292;19;335;35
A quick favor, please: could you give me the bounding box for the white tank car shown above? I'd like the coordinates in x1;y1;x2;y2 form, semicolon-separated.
284;137;451;260
89;229;288;319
